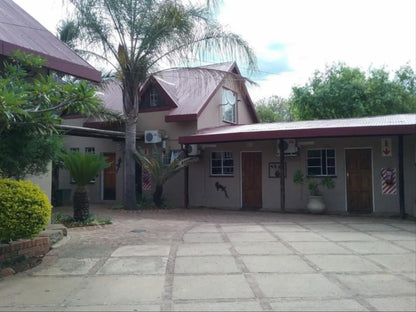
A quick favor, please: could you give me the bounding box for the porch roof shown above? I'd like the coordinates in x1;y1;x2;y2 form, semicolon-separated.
179;114;416;144
0;0;101;82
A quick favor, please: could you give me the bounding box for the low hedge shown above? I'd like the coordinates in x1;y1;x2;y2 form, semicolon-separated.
0;179;51;243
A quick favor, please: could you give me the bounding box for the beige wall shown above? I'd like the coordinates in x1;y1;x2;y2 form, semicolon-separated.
26;162;52;201
187;136;414;216
404;134;416;216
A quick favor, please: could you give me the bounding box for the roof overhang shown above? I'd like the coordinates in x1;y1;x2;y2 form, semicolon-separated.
58;125;126;140
179;115;416;144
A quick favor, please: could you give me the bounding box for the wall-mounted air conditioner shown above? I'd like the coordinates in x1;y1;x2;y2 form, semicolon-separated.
186;144;200;156
276;139;298;156
144;130;162;143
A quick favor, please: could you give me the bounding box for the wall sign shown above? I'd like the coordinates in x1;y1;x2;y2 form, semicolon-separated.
142;170;151;191
381;138;392;157
269;162;286;178
381;168;397;195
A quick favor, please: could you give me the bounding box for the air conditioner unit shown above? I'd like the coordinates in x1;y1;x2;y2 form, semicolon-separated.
276;139;298;156
144;130;162;143
186;144;200;156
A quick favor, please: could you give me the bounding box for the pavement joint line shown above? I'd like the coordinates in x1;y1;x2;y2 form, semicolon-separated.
218;223;273;311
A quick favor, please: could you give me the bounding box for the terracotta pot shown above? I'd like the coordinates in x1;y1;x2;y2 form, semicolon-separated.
307;196;326;214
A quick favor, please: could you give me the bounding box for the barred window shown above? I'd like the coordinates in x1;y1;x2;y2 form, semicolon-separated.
307;149;336;176
211;152;234;176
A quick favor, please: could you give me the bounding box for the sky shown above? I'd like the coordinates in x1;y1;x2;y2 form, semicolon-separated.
13;0;416;102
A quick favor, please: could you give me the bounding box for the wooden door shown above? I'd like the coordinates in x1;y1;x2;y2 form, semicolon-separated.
346;149;373;213
103;153;116;200
242;152;262;209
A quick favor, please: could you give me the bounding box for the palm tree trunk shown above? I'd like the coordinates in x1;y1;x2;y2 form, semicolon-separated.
124;117;138;210
73;187;89;221
153;184;164;207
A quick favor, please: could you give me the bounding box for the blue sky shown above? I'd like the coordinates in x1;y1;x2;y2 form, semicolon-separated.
15;0;416;101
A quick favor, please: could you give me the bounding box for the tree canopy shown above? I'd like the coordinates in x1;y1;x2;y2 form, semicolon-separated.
290;63;416;120
69;0;257;210
255;95;293;123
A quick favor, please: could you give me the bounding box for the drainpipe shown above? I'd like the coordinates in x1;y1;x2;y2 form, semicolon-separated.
279;140;286;212
398;135;405;219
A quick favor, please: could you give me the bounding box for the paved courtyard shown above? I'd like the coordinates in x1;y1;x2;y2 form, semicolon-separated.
0;207;415;311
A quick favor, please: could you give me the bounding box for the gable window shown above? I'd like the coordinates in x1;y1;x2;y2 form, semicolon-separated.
211;151;234;176
307;149;336;176
222;88;237;123
150;88;158;107
85;147;95;154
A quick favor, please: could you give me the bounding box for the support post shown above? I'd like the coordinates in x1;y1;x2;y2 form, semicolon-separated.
279;140;286;212
398;135;406;219
184;147;189;209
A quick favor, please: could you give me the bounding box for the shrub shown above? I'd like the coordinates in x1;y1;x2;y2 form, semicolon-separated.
0;179;52;242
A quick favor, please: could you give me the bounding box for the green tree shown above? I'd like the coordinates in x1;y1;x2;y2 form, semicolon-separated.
61;151;110;221
133;148;197;207
290;63;416;120
0;51;106;179
255;95;293;123
69;0;256;210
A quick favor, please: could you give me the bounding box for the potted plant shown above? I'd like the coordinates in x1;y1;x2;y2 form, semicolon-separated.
293;169;335;214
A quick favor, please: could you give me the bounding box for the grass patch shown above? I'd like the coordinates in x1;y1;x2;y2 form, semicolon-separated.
51;213;111;227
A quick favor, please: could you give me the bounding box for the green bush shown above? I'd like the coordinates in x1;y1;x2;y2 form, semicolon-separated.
0;179;52;242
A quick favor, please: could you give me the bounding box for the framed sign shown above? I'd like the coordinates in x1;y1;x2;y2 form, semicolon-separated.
269;162;286;178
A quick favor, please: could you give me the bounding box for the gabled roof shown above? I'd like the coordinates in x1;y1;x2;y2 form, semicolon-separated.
0;0;101;82
146;62;259;122
179;114;416;144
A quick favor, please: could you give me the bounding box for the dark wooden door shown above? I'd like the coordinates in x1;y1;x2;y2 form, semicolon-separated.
346;149;373;213
103;153;116;200
242;152;262;209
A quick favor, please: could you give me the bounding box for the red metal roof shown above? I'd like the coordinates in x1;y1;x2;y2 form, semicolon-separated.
179;114;416;144
0;0;101;82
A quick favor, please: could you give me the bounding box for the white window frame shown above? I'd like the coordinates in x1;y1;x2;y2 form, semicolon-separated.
85;147;95;154
210;151;234;176
306;148;336;177
222;88;237;124
150;88;158;107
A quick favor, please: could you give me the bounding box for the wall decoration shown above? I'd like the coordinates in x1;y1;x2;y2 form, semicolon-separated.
142;170;151;191
215;181;229;198
269;162;286;178
381;168;397;195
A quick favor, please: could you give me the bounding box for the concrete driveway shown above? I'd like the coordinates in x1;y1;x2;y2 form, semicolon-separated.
0;207;415;311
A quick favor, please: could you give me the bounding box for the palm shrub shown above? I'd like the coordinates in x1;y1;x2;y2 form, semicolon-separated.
133;148;197;207
61;151;110;221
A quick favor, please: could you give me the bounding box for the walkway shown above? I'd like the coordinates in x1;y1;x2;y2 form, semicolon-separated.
0;207;415;311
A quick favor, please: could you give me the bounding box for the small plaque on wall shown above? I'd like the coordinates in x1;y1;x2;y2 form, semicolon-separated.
269;162;286;178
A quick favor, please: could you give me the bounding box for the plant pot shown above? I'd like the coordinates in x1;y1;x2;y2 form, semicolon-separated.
307;195;326;214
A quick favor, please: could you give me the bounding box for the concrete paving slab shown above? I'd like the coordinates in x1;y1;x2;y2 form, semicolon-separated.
226;232;276;242
176;243;231;256
54;244;114;259
111;245;170;257
264;224;308;232
303;224;355;232
241;255;315;273
321;232;379;242
0;276;82;306
288;242;351;254
175;256;240;274
97;257;168;275
391;223;416;232
64;304;160;311
370;231;416;241
276;232;328;242
305;255;383;272
66;275;165;305
233;242;294;255
348;223;401;232
269;298;367;311
255;273;347;298
32;258;99;276
365;254;416;272
365;296;416;311
394;240;416;251
173;275;254;300
221;224;264;232
0;306;64;311
187;224;219;233
183;233;224;243
334;273;416;296
173;300;263;311
338;241;410;254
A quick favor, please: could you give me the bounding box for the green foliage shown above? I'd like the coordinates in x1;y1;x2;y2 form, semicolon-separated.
290;63;416;120
51;212;111;227
61;151;111;188
255;96;293;123
0;179;52;242
293;170;335;196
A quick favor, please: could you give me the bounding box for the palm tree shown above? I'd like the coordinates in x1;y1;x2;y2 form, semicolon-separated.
133;147;197;207
68;0;257;210
61;151;110;221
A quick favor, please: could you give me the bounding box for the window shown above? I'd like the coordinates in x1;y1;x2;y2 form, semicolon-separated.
85;147;95;154
222;88;237;123
150;88;158;107
70;147;79;153
211;152;234;176
307;149;336;176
